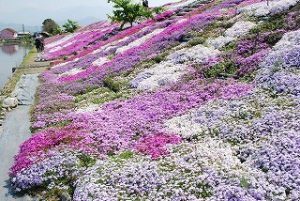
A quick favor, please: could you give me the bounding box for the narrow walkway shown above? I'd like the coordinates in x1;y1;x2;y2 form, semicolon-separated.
0;106;33;201
0;74;40;201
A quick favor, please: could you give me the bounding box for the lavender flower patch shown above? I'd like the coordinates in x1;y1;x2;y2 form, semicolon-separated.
165;90;300;143
256;29;300;95
12;149;82;192
243;131;300;200
74;138;274;200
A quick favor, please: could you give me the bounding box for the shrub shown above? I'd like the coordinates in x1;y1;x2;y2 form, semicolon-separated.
103;76;122;92
251;14;285;33
188;37;206;46
203;60;237;78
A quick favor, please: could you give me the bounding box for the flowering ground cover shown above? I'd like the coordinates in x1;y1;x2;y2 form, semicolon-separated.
10;0;300;200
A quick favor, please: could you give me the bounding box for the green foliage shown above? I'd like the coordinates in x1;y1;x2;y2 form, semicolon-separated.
78;153;96;168
107;151;135;165
35;176;75;201
42;19;60;35
63;19;80;33
240;72;257;83
108;0;153;29
153;55;164;63
203;60;237;78
195;182;213;198
107;54;115;60
187;37;206;47
103;76;122;92
118;151;134;160
153;6;165;14
91;93;122;105
75;81;132;107
240;177;251;189
220;42;236;52
53;26;63;35
53;120;72;128
266;31;283;46
250;14;285;34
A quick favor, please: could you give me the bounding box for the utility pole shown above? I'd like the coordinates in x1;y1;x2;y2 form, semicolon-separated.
22;24;25;32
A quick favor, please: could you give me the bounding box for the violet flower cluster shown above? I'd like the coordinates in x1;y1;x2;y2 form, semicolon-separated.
256;29;300;95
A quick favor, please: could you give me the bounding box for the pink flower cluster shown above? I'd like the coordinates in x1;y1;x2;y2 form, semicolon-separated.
136;133;181;159
12;80;252;175
44;25;118;60
56;0;239;87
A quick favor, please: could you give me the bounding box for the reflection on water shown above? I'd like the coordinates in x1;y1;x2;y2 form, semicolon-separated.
1;45;19;55
0;45;30;90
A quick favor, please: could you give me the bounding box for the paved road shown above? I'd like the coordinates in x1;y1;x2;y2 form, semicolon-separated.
0;106;33;201
0;74;39;201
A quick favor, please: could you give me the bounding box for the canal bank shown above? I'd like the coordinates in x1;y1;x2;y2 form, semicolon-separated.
0;49;50;200
0;47;50;127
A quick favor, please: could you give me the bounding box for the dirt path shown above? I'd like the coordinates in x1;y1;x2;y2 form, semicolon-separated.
0;73;40;200
0;105;34;201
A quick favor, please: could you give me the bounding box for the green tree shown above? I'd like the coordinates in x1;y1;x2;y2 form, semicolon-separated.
108;0;153;30
63;20;80;33
53;26;63;35
42;19;59;35
153;6;165;14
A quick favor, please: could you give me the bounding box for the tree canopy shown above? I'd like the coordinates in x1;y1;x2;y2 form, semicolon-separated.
42;19;60;35
63;20;80;33
108;0;153;30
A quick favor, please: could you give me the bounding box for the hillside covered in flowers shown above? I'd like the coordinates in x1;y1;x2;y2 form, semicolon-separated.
10;0;300;200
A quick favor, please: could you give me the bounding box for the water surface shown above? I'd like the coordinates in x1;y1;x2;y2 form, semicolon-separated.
0;45;29;89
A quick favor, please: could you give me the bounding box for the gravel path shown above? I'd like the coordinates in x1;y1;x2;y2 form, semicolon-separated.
0;74;39;201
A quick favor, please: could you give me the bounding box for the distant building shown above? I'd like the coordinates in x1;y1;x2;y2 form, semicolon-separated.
0;28;18;40
17;31;32;38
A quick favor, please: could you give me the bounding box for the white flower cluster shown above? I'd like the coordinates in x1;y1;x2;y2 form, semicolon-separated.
76;104;100;113
59;68;84;77
132;62;186;91
207;36;234;50
116;28;165;54
48;34;83;53
51;58;80;69
272;29;300;51
225;21;256;38
131;44;219;91
92;56;109;66
207;21;256;49
45;33;80;49
239;0;300;17
168;44;220;63
165;0;198;10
